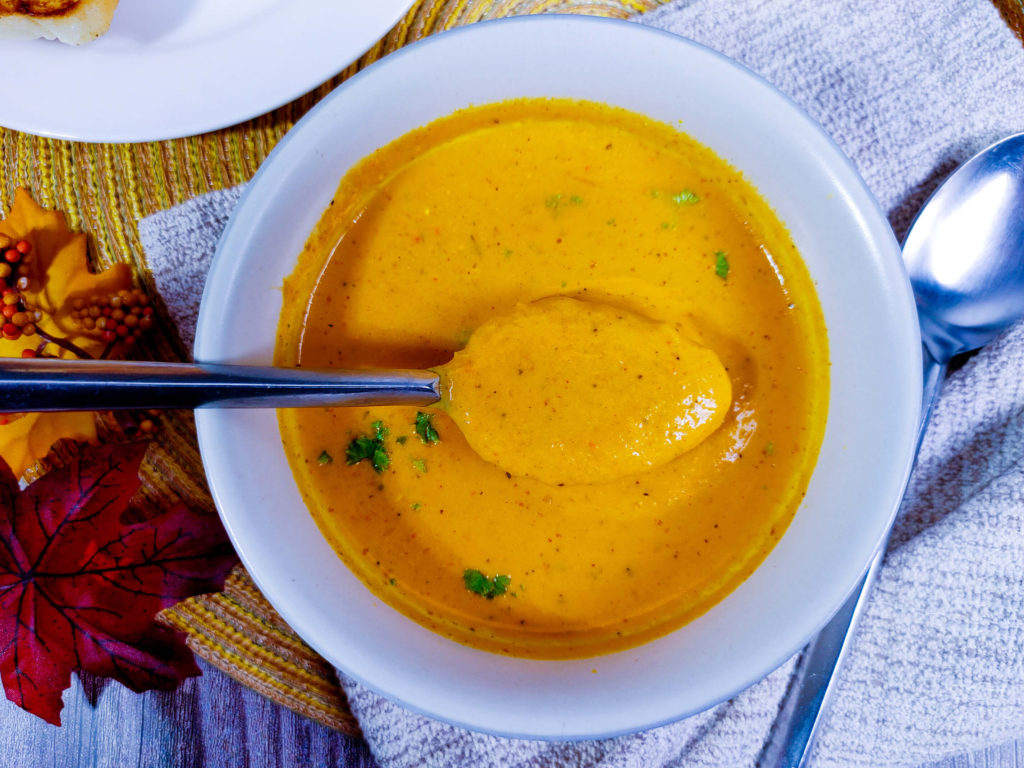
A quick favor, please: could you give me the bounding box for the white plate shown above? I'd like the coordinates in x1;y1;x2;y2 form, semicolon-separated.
195;16;921;739
0;0;414;142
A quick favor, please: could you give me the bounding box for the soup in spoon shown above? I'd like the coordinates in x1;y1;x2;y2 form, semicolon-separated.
275;98;829;659
441;296;731;486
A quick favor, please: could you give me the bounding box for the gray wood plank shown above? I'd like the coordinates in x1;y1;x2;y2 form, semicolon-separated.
922;738;1023;768
0;660;378;768
4;660;1021;767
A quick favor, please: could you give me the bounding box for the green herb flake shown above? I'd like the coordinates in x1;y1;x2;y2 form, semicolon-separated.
569;194;584;205
346;421;390;473
411;502;422;511
672;189;700;206
714;251;730;280
316;450;333;466
395;435;408;445
764;441;775;456
389;577;397;586
545;193;563;209
411;458;427;473
463;569;512;599
414;411;440;444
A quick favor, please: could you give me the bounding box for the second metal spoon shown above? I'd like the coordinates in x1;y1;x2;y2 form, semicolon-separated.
770;131;1024;766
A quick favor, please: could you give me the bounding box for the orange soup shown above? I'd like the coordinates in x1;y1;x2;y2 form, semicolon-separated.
275;99;829;659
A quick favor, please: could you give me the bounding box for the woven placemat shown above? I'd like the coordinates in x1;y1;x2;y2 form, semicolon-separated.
2;0;1022;738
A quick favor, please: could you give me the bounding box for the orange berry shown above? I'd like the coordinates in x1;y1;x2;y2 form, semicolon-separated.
21;348;37;358
14;240;31;255
2;323;20;340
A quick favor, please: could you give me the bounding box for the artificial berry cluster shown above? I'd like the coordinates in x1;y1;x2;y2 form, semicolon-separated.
68;289;155;350
0;234;38;346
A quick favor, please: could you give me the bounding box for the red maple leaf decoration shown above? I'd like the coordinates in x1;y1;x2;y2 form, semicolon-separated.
0;441;237;724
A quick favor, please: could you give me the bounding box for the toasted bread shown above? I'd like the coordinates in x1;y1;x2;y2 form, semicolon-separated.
0;0;118;46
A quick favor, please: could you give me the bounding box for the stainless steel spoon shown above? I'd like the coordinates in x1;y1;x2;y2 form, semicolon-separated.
0;358;440;411
769;132;1024;767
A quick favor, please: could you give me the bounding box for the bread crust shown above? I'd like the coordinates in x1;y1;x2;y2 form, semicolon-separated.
0;0;118;45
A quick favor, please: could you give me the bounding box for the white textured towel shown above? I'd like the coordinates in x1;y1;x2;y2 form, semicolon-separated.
137;0;1024;765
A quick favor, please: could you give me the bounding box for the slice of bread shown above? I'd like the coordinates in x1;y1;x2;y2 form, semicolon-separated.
0;0;118;46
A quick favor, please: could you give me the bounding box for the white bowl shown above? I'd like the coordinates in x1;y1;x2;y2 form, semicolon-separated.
194;16;921;739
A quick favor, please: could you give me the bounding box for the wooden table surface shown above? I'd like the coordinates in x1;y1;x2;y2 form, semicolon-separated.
0;662;1019;767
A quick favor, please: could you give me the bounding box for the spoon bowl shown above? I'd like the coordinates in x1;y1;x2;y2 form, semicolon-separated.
903;132;1024;359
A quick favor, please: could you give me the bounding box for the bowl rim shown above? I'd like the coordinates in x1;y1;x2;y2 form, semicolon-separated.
194;14;922;739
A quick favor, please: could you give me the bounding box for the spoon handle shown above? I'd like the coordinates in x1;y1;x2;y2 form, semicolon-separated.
0;358;440;412
766;345;946;767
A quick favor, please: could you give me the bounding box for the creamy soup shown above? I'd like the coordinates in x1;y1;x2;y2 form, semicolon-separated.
275;99;829;659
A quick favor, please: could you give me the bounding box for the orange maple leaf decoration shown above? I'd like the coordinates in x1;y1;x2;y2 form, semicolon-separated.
0;189;133;476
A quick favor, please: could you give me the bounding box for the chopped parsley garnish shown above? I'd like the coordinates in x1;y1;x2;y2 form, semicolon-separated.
411;502;422;511
411;458;427;473
546;193;584;209
414;412;440;444
764;441;775;456
715;251;730;280
395;435;408;445
463;569;512;599
672;189;700;205
346;420;390;473
317;450;333;466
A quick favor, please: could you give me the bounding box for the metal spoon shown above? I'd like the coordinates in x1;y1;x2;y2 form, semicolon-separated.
0;358;440;411
769;132;1024;767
